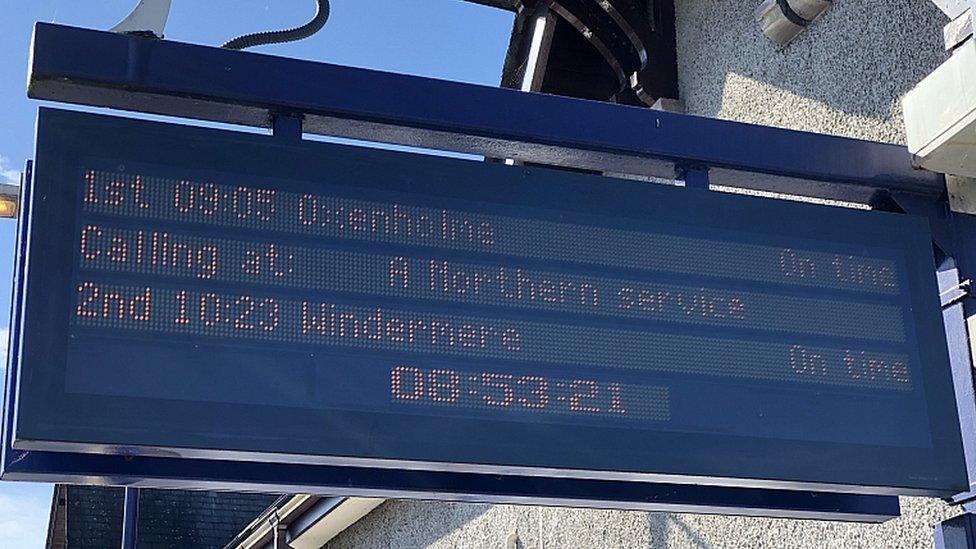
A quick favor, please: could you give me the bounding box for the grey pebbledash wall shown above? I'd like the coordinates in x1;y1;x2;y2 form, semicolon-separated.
326;498;959;548
676;0;948;144
326;1;965;547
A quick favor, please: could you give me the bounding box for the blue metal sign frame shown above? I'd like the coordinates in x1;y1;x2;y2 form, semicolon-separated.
6;22;976;521
12;106;967;495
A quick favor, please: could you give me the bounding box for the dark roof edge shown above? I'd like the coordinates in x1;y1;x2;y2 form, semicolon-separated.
44;484;67;549
465;0;519;11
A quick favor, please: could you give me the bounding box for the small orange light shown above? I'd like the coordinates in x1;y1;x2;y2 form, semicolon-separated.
0;184;20;219
0;197;17;219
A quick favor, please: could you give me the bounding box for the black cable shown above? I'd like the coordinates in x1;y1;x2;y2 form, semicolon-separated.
222;0;330;50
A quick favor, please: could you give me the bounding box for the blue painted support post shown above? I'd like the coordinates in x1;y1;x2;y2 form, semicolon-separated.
934;204;976;547
939;210;976;501
935;513;976;549
121;487;139;549
886;192;976;548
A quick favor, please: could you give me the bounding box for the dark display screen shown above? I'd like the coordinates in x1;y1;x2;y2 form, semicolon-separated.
11;109;967;496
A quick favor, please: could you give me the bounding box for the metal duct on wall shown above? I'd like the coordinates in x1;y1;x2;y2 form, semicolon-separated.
756;0;833;46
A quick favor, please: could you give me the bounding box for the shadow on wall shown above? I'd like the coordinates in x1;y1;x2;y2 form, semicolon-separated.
647;513;712;549
674;0;950;143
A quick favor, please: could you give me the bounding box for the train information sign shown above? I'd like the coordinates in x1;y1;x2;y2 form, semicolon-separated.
8;108;967;496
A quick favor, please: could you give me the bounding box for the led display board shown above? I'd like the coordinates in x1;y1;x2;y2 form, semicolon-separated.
8;108;967;496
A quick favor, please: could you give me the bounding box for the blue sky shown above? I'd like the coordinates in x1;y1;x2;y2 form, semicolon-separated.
0;1;513;545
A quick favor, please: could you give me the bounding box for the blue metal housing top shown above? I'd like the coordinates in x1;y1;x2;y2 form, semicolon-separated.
26;23;943;205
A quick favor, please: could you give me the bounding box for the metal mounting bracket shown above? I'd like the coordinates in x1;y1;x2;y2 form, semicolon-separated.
942;280;972;308
271;112;304;142
948;176;976;214
933;0;973;20
944;8;973;50
110;0;172;38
